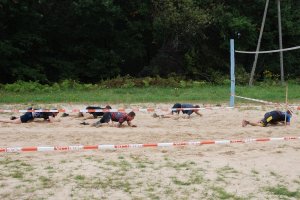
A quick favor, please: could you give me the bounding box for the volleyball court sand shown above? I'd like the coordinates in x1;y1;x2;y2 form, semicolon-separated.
0;103;300;199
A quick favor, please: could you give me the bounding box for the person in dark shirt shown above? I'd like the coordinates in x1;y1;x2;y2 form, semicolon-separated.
62;105;112;119
242;110;293;127
152;103;203;119
0;108;59;124
92;111;136;128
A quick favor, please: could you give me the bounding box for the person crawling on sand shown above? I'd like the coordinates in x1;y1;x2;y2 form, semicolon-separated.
0;107;59;124
242;109;293;127
62;105;112;119
90;111;137;128
152;103;202;119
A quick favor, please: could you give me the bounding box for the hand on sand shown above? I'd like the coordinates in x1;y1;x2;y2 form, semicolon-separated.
242;120;249;127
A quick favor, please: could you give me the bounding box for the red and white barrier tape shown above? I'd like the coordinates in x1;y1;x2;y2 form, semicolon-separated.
234;95;278;104
234;95;300;111
0;136;299;153
0;105;299;113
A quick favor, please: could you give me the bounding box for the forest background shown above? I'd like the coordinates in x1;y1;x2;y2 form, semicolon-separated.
0;0;299;85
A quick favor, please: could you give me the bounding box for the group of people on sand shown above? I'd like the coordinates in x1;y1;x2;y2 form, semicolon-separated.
0;103;294;128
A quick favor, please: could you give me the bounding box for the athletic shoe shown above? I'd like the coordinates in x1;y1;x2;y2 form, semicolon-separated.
75;112;84;118
61;113;69;117
152;113;159;118
10;116;17;120
80;122;89;125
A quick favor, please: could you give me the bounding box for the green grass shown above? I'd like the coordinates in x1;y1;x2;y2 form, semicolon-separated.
0;84;299;104
266;185;300;198
211;186;245;200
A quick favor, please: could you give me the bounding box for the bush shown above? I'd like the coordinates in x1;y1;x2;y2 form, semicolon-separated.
3;81;48;92
1;80;98;92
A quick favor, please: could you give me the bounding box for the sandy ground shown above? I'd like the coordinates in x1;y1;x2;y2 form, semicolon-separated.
0;103;300;200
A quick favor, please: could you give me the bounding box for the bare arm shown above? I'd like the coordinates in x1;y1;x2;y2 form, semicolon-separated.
127;121;137;127
195;111;203;117
48;116;57;123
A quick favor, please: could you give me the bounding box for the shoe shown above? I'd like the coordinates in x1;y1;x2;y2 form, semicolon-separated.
76;112;84;118
80;122;89;125
61;113;69;117
10;116;17;120
152;113;159;118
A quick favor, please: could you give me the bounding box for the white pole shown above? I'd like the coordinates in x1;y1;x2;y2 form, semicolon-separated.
230;39;235;107
277;0;284;85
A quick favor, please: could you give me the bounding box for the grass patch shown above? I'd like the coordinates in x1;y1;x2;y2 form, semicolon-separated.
39;176;54;188
251;169;259;175
266;185;300;198
217;166;238;174
211;186;245;200
0;83;299;104
11;171;24;179
74;175;86;181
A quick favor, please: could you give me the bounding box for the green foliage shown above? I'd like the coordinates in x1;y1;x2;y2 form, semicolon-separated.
2;80;98;93
4;81;50;93
0;0;299;84
235;65;250;85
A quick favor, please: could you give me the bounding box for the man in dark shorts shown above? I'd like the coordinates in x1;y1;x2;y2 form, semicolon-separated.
242;110;293;127
152;103;203;119
91;111;137;128
0;108;59;124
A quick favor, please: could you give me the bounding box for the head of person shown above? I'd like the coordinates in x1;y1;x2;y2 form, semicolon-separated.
128;111;136;120
105;105;112;109
287;109;293;116
193;105;200;111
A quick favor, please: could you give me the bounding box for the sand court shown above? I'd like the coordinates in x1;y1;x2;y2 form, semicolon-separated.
0;103;299;199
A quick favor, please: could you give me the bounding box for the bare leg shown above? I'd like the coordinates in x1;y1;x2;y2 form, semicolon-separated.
0;118;22;124
242;120;262;127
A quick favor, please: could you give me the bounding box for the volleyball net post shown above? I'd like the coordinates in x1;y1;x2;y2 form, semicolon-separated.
230;39;235;107
230;36;300;108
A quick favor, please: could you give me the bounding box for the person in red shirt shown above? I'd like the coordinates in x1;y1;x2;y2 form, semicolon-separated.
91;111;137;128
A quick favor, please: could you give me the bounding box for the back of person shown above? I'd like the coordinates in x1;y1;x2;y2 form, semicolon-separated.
23;108;57;123
111;112;129;123
33;111;55;120
181;104;194;115
86;106;111;118
261;110;291;126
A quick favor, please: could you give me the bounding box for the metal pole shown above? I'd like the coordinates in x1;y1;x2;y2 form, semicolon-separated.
230;39;235;107
249;0;270;86
277;0;284;85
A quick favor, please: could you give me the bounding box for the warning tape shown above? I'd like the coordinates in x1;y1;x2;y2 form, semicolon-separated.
0;107;232;113
0;105;299;113
234;95;277;104
234;95;300;110
0;136;299;153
